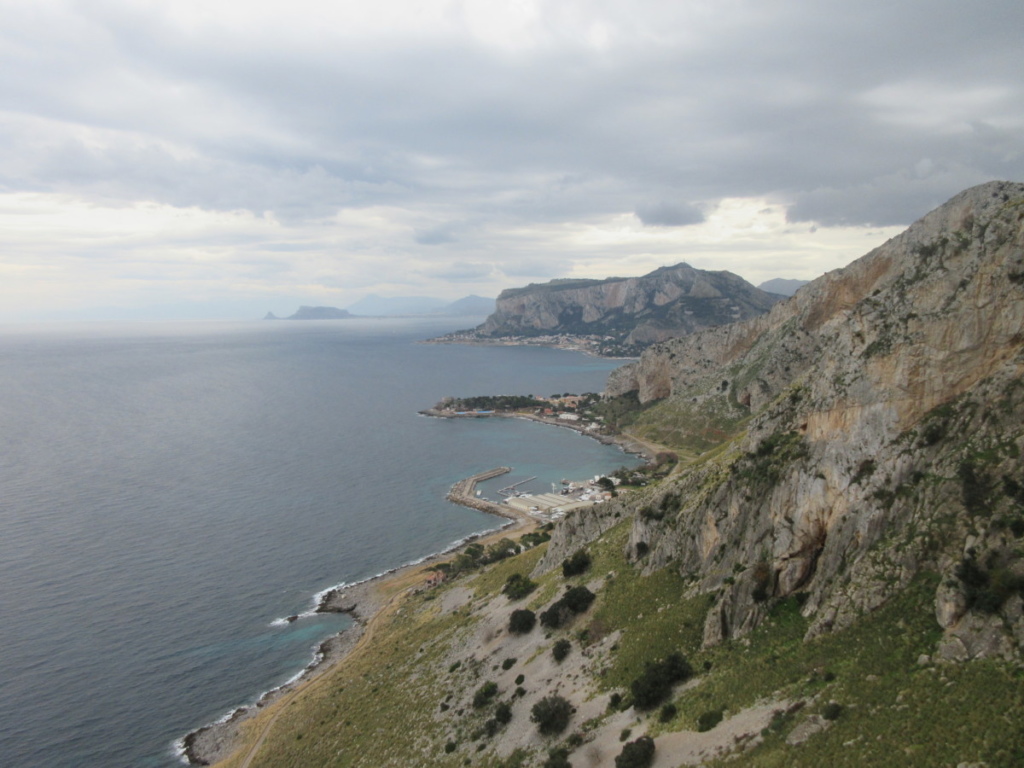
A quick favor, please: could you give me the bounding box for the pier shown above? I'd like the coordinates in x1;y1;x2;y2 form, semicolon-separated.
497;476;537;496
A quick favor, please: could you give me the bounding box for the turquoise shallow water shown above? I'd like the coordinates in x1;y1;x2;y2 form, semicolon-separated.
0;318;640;767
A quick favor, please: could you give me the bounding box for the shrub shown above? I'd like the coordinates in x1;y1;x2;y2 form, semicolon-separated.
562;586;596;612
444;741;457;753
630;653;693;710
503;573;538;600
543;748;573;768
822;702;843;721
494;701;513;725
608;692;623;711
562;550;592;578
659;703;677;723
473;681;499;709
531;695;573;735
541;587;596;629
615;735;655;768
697;708;724;732
552;638;572;662
509;609;537;634
502;657;517;671
514;674;525;685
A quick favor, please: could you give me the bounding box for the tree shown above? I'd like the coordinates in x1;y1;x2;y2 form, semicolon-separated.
531;695;573;735
503;572;538;600
562;549;592;577
552;638;572;662
615;735;655;768
509;609;537;634
630;653;693;710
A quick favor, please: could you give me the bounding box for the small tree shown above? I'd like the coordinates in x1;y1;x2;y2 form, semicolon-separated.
562;549;592;578
615;735;655;768
509;609;537;634
503;573;538;600
531;695;573;735
552;639;572;662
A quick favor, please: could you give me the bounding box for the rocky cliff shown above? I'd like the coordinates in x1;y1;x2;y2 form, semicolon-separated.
542;181;1024;661
476;263;781;351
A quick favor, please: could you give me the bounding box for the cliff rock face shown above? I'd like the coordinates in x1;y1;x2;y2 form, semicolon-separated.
477;263;781;348
545;181;1024;658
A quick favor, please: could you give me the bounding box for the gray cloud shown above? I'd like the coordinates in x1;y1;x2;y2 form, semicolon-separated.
1;0;1023;318
635;202;705;227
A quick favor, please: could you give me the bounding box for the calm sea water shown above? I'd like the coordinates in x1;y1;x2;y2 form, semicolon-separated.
0;317;640;768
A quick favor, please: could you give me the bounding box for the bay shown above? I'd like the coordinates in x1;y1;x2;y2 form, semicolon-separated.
0;317;640;767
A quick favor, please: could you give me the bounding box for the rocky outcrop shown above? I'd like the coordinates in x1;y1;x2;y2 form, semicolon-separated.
550;181;1024;658
476;263;781;349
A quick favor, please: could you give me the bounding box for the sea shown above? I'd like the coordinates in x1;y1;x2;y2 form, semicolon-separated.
0;317;642;768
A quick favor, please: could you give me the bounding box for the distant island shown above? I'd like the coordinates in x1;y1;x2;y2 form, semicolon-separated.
265;306;353;320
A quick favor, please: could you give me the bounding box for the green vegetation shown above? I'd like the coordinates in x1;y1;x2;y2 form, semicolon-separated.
615;735;655;768
552;639;572;662
561;549;592;578
540;586;596;629
447;395;549;411
509;609;537;634
503;573;538;600
531;695;573;735
629;653;693;710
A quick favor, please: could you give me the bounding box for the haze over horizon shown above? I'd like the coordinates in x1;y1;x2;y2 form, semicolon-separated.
2;0;1022;321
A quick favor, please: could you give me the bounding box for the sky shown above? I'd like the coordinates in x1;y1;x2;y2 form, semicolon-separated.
1;0;1023;320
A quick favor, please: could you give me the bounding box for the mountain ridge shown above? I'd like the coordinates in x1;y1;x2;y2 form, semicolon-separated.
473;262;783;354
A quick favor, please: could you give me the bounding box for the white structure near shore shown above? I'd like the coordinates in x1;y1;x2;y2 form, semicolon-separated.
504;492;599;517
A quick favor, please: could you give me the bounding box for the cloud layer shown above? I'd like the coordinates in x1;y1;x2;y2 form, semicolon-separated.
1;0;1022;318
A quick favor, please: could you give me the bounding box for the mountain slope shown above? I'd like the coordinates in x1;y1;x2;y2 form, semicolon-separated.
549;181;1024;656
476;263;782;352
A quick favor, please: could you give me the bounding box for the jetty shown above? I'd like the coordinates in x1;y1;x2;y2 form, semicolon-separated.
497;476;537;496
447;466;516;518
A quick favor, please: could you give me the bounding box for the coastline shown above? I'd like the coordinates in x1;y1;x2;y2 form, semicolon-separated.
418;406;662;463
179;468;539;767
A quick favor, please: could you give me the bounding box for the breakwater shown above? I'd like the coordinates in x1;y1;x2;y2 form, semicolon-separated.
446;466;512;516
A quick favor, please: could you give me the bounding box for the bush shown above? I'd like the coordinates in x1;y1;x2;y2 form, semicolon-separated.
444;741;457;753
822;701;843;721
659;703;677;723
552;638;572;662
531;695;573;735
630;653;693;710
502;657;517;670
514;674;525;685
615;735;655;768
562;550;592;578
473;681;499;709
509;609;537;634
562;585;596;612
697;708;724;732
494;701;513;725
543;748;573;768
503;573;538;600
541;587;596;629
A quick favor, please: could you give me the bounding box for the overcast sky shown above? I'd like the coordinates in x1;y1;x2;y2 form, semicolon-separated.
2;0;1022;320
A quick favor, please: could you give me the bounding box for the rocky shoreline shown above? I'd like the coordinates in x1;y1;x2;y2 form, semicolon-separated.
179;484;536;766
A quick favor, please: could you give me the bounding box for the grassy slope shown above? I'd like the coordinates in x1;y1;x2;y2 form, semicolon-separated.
220;515;1023;768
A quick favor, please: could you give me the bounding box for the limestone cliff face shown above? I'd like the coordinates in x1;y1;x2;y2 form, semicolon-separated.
477;263;780;348
545;181;1024;660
